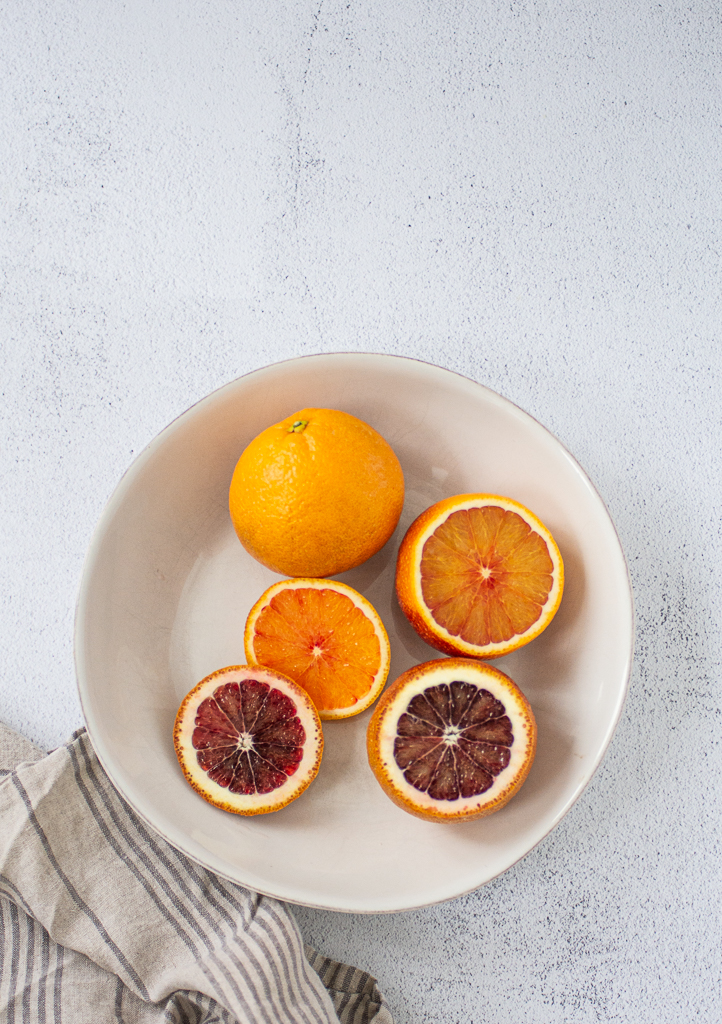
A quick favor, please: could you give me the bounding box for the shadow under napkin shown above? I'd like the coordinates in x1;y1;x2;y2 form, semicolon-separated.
0;724;393;1024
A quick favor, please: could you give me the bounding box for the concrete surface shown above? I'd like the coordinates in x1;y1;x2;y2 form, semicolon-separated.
1;2;720;1021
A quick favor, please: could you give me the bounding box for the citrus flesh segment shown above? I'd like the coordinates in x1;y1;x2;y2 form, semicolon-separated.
396;495;564;659
229;408;405;578
367;658;536;822
174;665;323;815
394;682;512;800
245;579;390;720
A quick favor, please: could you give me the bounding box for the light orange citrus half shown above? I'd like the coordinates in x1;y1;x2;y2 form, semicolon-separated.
244;579;391;720
173;665;323;815
396;494;564;659
367;658;536;822
229;408;404;578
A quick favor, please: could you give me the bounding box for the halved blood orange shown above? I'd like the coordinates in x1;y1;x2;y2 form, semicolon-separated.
367;658;536;822
244;579;390;720
173;665;323;815
396;494;564;659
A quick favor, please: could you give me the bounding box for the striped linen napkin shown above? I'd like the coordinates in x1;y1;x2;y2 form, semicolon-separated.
0;724;393;1024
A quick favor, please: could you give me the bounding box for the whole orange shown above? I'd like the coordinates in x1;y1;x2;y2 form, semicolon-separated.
229;408;405;577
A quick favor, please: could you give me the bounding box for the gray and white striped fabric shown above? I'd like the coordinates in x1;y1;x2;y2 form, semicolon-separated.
0;725;393;1024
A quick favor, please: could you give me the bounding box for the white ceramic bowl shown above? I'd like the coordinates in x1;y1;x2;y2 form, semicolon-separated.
75;354;633;913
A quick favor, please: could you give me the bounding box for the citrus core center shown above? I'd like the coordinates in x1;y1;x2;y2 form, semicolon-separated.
442;725;462;746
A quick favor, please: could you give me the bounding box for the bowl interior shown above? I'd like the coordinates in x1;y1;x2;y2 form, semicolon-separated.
76;354;633;912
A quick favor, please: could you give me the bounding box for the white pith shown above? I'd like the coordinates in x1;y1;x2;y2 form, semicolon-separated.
245;578;391;719
175;665;322;812
376;662;534;816
413;495;563;656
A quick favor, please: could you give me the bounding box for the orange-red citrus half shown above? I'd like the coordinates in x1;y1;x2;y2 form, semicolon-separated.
367;658;536;822
173;665;323;815
245;579;390;720
395;494;563;659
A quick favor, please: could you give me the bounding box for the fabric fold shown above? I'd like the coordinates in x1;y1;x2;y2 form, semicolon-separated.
0;725;393;1024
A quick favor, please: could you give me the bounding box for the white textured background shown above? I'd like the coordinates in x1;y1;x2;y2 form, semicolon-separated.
1;2;720;1021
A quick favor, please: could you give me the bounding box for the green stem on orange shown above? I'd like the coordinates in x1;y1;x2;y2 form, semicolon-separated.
288;420;309;433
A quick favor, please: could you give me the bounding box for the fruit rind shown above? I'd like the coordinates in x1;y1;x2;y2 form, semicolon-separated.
173;664;323;816
367;658;536;822
244;578;391;720
395;494;564;659
229;408;405;578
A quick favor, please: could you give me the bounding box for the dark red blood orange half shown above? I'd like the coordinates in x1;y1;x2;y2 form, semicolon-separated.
367;658;536;822
174;665;323;815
